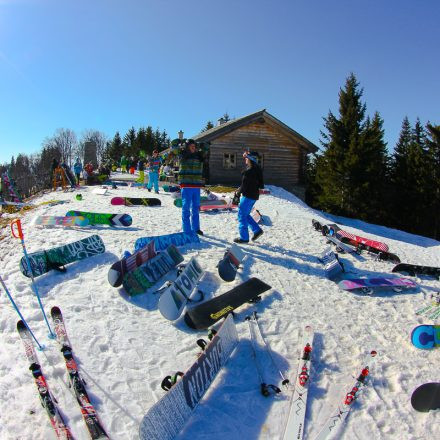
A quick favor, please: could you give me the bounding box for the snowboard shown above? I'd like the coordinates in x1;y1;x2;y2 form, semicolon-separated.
134;231;200;252
103;180;128;186
173;197;211;208
250;208;262;224
217;244;246;282
184;278;272;330
319;248;344;279
392;263;440;280
66;211;132;227
326;234;358;254
111;197;161;206
19;235;105;278
410;325;440;350
92;187;108;195
411;383;440;412
200;203;237;212
33;215;89;227
108;240;156;287
158;257;204;320
122;245;184;296
338;277;417;295
139;314;238;440
162;184;180;192
62;164;77;188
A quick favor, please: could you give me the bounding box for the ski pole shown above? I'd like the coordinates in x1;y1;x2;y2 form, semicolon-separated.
10;219;55;339
246;316;281;397
0;274;44;350
252;311;289;387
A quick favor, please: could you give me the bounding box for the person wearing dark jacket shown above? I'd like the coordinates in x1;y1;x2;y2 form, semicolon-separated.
234;151;264;243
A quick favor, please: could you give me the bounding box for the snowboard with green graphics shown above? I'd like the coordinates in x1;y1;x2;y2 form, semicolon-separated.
19;235;105;277
173;197;214;208
66;210;132;226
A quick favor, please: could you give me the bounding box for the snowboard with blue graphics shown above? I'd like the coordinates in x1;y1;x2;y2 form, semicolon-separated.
411;325;440;350
134;231;200;252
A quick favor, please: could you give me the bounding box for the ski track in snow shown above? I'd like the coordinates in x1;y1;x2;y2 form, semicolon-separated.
0;176;439;440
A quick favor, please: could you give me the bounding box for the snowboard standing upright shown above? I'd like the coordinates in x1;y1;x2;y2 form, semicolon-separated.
158;257;204;320
108;240;156;287
139;314;239;440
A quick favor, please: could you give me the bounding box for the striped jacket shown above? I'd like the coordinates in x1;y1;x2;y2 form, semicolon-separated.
176;149;205;187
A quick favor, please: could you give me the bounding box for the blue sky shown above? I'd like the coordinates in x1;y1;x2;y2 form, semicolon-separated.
0;0;438;164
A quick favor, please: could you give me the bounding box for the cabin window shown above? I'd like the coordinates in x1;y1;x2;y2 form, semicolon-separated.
223;153;236;169
256;154;264;169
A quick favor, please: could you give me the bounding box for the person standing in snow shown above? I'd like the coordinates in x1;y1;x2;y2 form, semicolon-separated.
147;150;162;193
73;158;82;185
171;139;205;235
234;151;264;243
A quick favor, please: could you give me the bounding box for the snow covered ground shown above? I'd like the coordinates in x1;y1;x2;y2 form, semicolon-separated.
0;177;439;440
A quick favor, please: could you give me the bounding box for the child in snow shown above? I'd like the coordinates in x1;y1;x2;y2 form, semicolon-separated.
73;158;82;185
147;150;162;193
171;139;206;235
234;151;264;244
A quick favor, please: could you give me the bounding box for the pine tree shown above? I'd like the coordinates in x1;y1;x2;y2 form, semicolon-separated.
425;123;440;239
201;121;214;132
315;73;367;215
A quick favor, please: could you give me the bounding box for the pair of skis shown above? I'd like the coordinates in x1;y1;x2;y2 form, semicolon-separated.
282;327;377;440
17;307;108;439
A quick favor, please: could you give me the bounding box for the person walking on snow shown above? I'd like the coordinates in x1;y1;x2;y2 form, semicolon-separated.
73;158;82;185
147;150;162;193
171;139;205;235
234;151;264;244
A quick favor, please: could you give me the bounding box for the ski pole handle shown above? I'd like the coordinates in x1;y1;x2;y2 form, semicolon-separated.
10;219;24;240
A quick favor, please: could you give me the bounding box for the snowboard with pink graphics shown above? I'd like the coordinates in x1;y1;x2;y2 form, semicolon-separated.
338;277;417;294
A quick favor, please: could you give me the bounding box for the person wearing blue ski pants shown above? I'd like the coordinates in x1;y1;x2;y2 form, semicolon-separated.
181;187;201;233
238;196;260;241
147;171;159;193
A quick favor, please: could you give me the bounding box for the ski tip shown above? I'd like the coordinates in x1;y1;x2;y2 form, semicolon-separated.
51;306;61;314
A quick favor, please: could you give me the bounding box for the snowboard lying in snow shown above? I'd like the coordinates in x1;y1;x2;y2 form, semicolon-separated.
172;197;211;208
122;245;184;296
184;277;272;329
410;325;440;350
19;235;105;277
392;263;440;279
338;277;417;295
33;215;89;227
139;314;238;440
134;231;200;252
158;257;204;320
111;197;161;206
411;383;440;412
66;211;132;226
108;240;156;287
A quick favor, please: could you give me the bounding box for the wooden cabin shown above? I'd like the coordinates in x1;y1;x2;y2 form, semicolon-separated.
192;109;318;192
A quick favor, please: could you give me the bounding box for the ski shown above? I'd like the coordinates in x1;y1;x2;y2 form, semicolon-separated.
17;320;74;440
282;326;314;440
313;350;377;440
50;307;109;439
